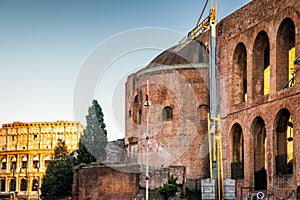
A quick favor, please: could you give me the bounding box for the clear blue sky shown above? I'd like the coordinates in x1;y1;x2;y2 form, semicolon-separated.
0;0;251;141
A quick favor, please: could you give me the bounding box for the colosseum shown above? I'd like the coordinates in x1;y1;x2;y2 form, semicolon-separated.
125;0;300;198
0;121;83;199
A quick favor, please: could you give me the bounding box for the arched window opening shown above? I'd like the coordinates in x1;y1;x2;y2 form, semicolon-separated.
32;179;39;191
198;105;209;121
251;117;267;190
162;106;173;121
44;156;51;168
230;124;244;179
275;109;293;175
22;156;28;168
253;31;270;98
1;158;7;170
276;18;296;90
33;156;39;169
232;43;247;104
264;47;270;95
132;95;139;124
20;178;27;191
0;178;5;191
10;179;16;192
10;157;16;171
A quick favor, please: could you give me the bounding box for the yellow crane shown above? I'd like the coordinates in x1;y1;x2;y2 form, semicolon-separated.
179;0;224;199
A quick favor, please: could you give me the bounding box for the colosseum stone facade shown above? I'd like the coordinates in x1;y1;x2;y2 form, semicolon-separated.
0;121;83;199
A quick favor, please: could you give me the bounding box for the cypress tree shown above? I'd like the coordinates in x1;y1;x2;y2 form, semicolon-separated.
41;140;73;199
74;99;108;164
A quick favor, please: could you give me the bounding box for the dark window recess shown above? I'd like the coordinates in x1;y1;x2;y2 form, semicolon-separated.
162;106;173;121
10;179;16;192
10;162;16;171
1;162;6;170
0;179;5;191
32;179;39;191
22;161;27;169
231;162;244;179
254;168;267;190
20;179;27;191
276;154;293;175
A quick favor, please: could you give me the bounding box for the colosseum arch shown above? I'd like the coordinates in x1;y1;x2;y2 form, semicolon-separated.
250;116;267;190
1;158;6;170
253;31;270;98
9;179;16;192
232;42;247;105
274;108;293;175
32;178;39;191
276;17;296;90
20;178;27;191
230;123;244;179
0;178;5;191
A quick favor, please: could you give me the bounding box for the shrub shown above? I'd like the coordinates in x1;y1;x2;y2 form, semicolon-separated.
159;175;180;200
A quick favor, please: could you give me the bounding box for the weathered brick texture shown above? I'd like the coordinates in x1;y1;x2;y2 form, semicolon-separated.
217;0;300;199
125;0;300;198
72;165;139;200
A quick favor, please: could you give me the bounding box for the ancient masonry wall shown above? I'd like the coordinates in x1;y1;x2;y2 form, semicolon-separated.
216;0;300;198
72;165;140;200
125;65;210;181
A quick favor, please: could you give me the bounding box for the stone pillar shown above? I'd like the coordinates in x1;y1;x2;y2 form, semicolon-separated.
28;177;32;193
6;128;9;151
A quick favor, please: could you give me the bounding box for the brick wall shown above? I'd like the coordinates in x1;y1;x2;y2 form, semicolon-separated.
217;0;300;198
72;165;139;200
139;166;185;190
125;65;210;180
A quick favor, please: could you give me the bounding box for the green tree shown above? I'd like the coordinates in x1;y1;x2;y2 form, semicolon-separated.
41;140;73;199
75;99;108;164
72;138;96;165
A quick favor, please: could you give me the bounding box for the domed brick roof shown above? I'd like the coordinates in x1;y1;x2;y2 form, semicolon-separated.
147;39;208;68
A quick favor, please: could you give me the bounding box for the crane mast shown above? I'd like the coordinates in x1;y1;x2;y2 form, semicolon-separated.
180;1;224;199
208;4;224;199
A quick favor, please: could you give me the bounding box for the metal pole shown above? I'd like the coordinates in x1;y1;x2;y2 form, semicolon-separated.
146;106;149;200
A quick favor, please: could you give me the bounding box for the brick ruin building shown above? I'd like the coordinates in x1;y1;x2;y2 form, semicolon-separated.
125;0;300;198
125;39;211;189
217;0;300;198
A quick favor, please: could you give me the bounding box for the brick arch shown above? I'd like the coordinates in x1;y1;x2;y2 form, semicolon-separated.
162;106;173;121
132;95;139;124
276;17;296;90
250;116;267;189
232;42;247;105
253;31;270;98
274;108;293;175
229;123;244;179
198;104;209;121
129;89;143;126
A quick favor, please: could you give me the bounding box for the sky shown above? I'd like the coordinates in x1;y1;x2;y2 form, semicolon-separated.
0;0;251;141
